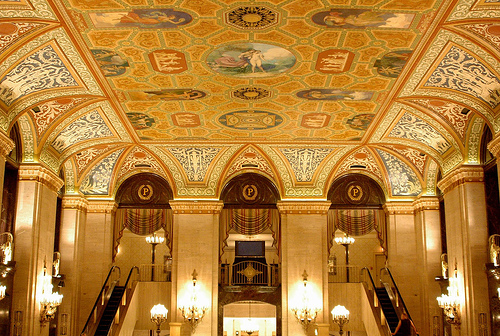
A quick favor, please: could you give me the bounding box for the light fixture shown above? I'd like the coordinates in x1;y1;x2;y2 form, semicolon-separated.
0;232;13;265
150;304;168;336
0;284;5;300
291;270;320;331
437;263;460;326
335;233;355;282
331;305;350;336
179;270;208;332
240;301;259;335
146;232;164;281
40;262;63;326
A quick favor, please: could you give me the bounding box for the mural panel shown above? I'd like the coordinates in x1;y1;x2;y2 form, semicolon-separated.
219;110;283;130
315;49;354;74
89;9;192;28
149;49;187;74
373;50;412;78
311;9;414;28
129;89;205;101
376;148;422;196
80;148;125;195
91;49;129;76
297;89;373;100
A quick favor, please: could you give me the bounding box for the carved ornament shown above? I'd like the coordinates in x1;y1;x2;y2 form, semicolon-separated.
437;165;484;195
276;201;331;214
169;200;224;214
0;131;14;158
383;202;414;215
412;197;440;213
87;201;117;213
61;195;88;211
18;164;64;193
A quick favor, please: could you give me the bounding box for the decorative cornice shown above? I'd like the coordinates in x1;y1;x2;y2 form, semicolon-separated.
87;201;117;213
61;195;88;211
18;164;64;193
169;200;224;214
383;202;414;215
276;201;331;214
413;197;440;213
0;131;14;158
487;133;500;159
437;165;484;195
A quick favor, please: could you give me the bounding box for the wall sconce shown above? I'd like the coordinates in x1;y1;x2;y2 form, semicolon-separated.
331;305;350;336
291;270;320;331
179;270;208;332
437;264;460;326
151;304;168;336
0;284;5;300
0;232;13;266
40;263;63;326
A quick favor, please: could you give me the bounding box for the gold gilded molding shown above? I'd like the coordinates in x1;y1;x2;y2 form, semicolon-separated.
413;197;440;213
61;195;88;211
87;201;117;213
487;133;500;159
437;165;484;195
169;200;224;214
276;201;331;214
0;131;14;158
383;202;414;215
18;164;64;193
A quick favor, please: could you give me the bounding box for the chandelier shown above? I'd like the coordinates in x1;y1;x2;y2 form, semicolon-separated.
331;305;350;336
291;270;320;331
240;301;259;335
40;263;63;326
334;234;355;246
179;270;208;332
150;304;168;336
437;264;460;326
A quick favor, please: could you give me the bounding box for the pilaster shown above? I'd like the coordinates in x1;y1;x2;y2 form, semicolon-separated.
412;197;442;336
59;195;88;336
169;200;223;336
437;166;490;336
277;201;330;336
0;131;14;208
11;164;63;336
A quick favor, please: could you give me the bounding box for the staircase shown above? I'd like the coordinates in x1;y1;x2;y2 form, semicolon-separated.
94;286;125;336
375;287;399;332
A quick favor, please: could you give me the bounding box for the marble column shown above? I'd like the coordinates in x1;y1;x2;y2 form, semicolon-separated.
437;166;490;336
11;164;64;336
169;200;223;336
384;202;422;328
413;197;443;336
0;131;14;209
78;200;116;332
58;195;88;336
277;201;331;336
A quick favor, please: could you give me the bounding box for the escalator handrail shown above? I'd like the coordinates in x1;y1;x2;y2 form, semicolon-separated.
360;267;391;336
81;266;121;336
380;267;412;322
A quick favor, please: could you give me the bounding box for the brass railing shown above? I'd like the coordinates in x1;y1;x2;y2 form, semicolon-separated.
139;264;171;282
328;265;361;283
220;261;279;286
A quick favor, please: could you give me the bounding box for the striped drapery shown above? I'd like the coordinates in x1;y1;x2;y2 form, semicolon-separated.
219;208;280;260
327;208;386;254
113;208;173;261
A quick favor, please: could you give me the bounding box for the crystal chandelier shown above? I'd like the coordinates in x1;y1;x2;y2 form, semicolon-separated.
40;263;63;326
291;270;320;330
179;270;208;332
437;264;460;326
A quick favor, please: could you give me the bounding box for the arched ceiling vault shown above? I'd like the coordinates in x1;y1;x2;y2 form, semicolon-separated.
1;0;500;200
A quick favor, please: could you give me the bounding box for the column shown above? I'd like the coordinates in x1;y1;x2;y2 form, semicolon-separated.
0;131;14;208
277;201;331;336
437;166;490;336
413;197;443;336
487;133;500;196
384;202;422;327
169;200;223;336
58;195;88;336
11;164;64;336
77;200;116;332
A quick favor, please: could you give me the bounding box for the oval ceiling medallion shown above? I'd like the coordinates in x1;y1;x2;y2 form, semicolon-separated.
207;43;296;78
218;110;284;130
232;87;271;100
225;6;279;30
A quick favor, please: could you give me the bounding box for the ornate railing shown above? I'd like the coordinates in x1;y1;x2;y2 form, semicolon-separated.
220;261;279;286
139;264;171;282
328;265;361;283
81;266;121;336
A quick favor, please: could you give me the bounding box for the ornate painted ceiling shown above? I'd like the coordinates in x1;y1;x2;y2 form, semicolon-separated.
1;0;499;199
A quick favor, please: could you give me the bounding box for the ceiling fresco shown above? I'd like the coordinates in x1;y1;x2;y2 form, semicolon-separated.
1;0;500;199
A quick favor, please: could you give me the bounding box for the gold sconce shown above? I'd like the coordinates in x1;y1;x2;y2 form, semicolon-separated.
331;305;350;336
150;304;168;336
291;270;320;331
179;270;208;332
437;263;460;326
40;262;63;326
0;284;5;301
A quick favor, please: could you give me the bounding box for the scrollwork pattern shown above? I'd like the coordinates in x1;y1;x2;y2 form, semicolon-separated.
376;149;422;196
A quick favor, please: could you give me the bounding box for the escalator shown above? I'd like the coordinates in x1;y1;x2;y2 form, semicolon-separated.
94;286;125;336
375;287;399;332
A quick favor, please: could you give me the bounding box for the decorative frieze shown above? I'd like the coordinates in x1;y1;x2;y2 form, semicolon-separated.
487;133;500;159
61;195;88;211
276;201;331;214
18;164;64;193
413;197;440;213
87;200;117;213
437;165;484;195
169;200;224;214
383;202;414;215
0;131;14;158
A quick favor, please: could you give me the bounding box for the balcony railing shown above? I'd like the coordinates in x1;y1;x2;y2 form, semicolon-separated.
328;265;361;283
139;264;171;282
220;261;279;287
